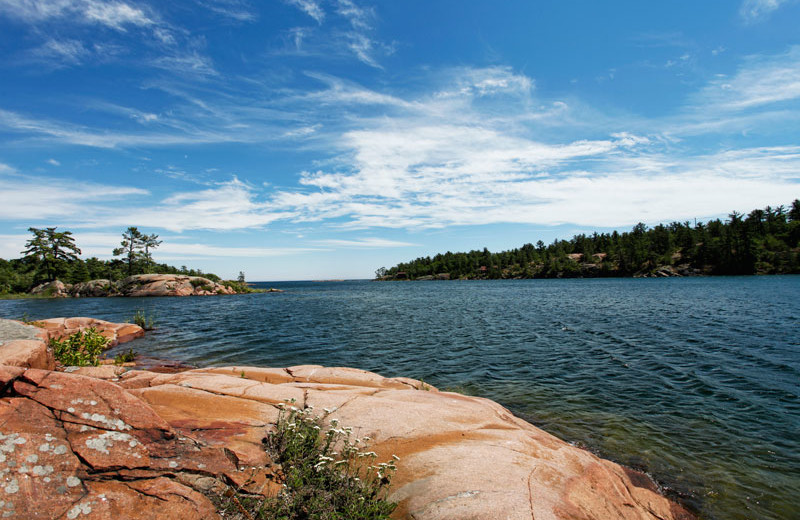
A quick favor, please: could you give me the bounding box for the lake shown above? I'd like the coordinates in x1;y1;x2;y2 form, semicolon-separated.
1;276;798;520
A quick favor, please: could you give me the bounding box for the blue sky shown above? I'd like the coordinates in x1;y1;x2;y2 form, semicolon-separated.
1;0;799;280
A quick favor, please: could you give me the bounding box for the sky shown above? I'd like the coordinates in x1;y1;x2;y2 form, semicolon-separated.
1;0;799;280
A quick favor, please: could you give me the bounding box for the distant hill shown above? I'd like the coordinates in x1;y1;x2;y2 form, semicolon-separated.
379;200;800;280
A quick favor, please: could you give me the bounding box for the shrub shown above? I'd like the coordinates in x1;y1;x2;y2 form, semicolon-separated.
50;328;109;367
215;403;397;519
222;280;252;294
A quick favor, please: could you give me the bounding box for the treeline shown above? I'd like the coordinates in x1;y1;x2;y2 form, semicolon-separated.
381;201;800;280
0;226;222;294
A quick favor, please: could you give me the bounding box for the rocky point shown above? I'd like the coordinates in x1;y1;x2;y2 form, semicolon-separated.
0;318;695;519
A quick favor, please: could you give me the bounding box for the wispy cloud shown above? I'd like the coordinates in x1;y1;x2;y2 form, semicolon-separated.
29;39;91;66
0;232;319;260
97;178;288;231
151;51;218;77
0;0;155;29
740;0;794;21
46;158;60;166
286;0;324;24
694;46;800;110
0;169;148;221
195;0;256;22
314;237;418;248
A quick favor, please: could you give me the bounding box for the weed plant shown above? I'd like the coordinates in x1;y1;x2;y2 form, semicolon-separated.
50;328;109;367
217;402;397;520
132;310;156;330
114;348;137;365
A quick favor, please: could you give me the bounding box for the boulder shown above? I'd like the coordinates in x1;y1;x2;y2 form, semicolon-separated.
70;279;117;297
0;320;53;370
29;280;71;298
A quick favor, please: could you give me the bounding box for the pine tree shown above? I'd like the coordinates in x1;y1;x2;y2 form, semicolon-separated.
21;227;81;282
113;227;145;276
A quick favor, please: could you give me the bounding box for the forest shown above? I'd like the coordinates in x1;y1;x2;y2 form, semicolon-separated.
379;200;800;280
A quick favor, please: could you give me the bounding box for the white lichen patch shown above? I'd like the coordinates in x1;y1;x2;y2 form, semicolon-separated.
44;434;54;442
54;445;68;455
84;431;136;454
89;401;97;406
80;413;129;431
79;426;96;433
168;461;178;468
66;476;81;488
67;408;75;414
0;434;27;455
32;465;54;477
3;479;18;494
39;443;52;453
66;501;93;519
25;455;37;464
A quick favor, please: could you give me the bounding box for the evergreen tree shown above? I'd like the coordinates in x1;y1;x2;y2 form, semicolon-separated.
113;227;145;276
21;227;81;282
142;233;163;272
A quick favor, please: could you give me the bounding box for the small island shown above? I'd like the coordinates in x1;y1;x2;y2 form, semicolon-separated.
0;227;260;298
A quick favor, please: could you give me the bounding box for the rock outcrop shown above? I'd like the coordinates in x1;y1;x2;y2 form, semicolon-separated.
0;319;695;520
115;274;237;297
30;274;244;298
0;318;144;370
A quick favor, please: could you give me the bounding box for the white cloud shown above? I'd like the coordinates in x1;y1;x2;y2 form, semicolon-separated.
83;0;153;29
695;46;800;110
314;237;418;248
47;158;60;166
0;232;319;260
195;0;256;22
152;52;217;77
0;0;154;29
99;178;288;231
740;0;793;21
29;39;91;65
286;0;324;24
0;171;148;221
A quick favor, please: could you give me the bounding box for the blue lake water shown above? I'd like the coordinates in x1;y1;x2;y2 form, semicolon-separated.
1;276;798;520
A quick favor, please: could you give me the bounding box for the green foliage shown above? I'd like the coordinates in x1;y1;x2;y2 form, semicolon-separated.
383;200;800;280
132;310;156;330
114;348;137;365
50;328;109;367
222;280;253;294
216;403;397;520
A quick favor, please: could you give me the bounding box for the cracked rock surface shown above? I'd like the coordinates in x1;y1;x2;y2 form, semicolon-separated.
0;319;695;520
